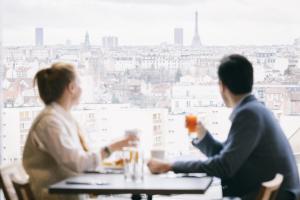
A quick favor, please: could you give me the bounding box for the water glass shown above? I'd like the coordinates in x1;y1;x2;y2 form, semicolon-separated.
123;147;144;182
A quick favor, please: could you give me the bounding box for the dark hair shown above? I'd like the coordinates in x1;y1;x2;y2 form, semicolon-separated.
217;54;253;95
34;62;76;105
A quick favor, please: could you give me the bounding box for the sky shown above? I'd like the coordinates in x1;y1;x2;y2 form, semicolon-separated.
2;0;300;46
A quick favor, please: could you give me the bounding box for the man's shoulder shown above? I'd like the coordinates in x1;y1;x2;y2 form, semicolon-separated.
238;98;267;115
234;100;270;123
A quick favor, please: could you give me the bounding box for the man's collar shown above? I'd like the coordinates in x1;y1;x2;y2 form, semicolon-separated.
229;93;252;121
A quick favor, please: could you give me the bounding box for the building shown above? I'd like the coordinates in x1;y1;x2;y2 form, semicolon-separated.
73;105;168;156
294;38;300;47
1;39;300;170
1;106;41;164
253;84;300;115
285;92;300;115
174;28;183;46
171;84;224;114
191;11;201;48
165;114;190;157
102;36;118;49
35;28;44;47
165;107;231;158
2;103;236;164
0;33;3;164
0;104;170;164
84;32;91;48
289;128;300;154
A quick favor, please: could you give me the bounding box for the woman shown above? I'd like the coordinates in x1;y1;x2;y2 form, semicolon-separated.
23;62;137;200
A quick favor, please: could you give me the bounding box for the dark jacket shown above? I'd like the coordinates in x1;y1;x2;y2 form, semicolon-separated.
172;95;300;199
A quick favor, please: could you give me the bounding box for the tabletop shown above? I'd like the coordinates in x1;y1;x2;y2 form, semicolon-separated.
49;173;213;197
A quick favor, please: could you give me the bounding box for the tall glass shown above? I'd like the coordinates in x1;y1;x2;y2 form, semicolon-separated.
185;114;198;140
122;146;144;182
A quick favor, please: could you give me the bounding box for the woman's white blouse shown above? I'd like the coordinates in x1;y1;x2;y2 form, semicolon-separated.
31;102;101;172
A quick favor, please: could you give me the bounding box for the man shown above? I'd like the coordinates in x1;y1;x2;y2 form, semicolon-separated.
148;55;300;200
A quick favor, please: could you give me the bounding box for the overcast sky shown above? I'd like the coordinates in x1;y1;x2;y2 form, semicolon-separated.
2;0;300;46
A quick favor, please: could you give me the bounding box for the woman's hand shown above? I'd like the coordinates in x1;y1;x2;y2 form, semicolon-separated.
109;134;139;152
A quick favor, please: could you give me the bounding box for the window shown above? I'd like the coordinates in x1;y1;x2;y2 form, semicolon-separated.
175;101;179;108
1;0;300;167
88;113;95;119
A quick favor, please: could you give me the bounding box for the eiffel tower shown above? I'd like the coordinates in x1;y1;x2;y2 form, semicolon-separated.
191;11;201;48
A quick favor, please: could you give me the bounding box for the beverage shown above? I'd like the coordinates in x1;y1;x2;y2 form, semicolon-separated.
123;129;143;182
125;129;140;137
185;115;198;139
123;147;144;182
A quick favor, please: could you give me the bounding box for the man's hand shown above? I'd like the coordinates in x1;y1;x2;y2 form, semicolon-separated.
147;158;172;174
196;121;207;140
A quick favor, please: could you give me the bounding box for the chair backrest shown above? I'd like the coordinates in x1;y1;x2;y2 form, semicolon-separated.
0;162;29;200
12;180;35;200
256;173;284;200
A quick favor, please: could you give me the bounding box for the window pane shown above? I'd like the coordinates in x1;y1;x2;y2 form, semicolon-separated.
1;0;300;166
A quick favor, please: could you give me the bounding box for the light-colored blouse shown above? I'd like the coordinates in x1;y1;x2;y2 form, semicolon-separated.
23;103;101;200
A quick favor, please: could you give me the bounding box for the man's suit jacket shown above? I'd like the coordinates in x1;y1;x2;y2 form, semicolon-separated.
172;95;300;200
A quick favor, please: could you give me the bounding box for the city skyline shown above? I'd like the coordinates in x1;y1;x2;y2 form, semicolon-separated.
1;19;300;178
3;26;300;48
2;0;300;46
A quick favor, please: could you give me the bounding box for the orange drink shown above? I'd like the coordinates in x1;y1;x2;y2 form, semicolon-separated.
129;149;139;162
135;151;139;162
185;115;197;133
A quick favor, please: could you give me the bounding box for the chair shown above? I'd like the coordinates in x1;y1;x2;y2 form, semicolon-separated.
12;179;35;200
256;173;284;200
0;161;31;200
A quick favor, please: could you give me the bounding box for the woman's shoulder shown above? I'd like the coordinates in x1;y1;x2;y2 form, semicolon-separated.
31;106;63;128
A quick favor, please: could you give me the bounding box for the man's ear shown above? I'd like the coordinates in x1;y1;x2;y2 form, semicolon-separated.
219;81;225;93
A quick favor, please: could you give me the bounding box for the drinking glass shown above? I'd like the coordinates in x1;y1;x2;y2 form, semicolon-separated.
185;115;198;139
123;146;144;182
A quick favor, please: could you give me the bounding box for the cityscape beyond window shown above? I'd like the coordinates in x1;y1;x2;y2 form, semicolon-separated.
0;0;300;166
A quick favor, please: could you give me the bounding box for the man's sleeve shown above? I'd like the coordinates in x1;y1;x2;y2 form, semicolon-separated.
192;131;223;157
172;109;263;179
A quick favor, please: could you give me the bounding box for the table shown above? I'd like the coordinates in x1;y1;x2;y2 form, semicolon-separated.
49;173;213;200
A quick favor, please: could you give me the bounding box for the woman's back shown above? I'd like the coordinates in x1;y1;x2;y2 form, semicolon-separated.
23;104;84;200
23;62;138;200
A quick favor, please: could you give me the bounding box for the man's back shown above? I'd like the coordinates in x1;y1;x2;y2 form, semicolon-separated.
223;95;300;199
172;95;300;199
148;55;300;199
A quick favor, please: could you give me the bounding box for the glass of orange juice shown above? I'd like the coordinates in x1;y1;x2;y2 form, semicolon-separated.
185;115;198;139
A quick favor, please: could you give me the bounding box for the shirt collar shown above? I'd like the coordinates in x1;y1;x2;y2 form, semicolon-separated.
51;102;73;121
229;93;251;121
